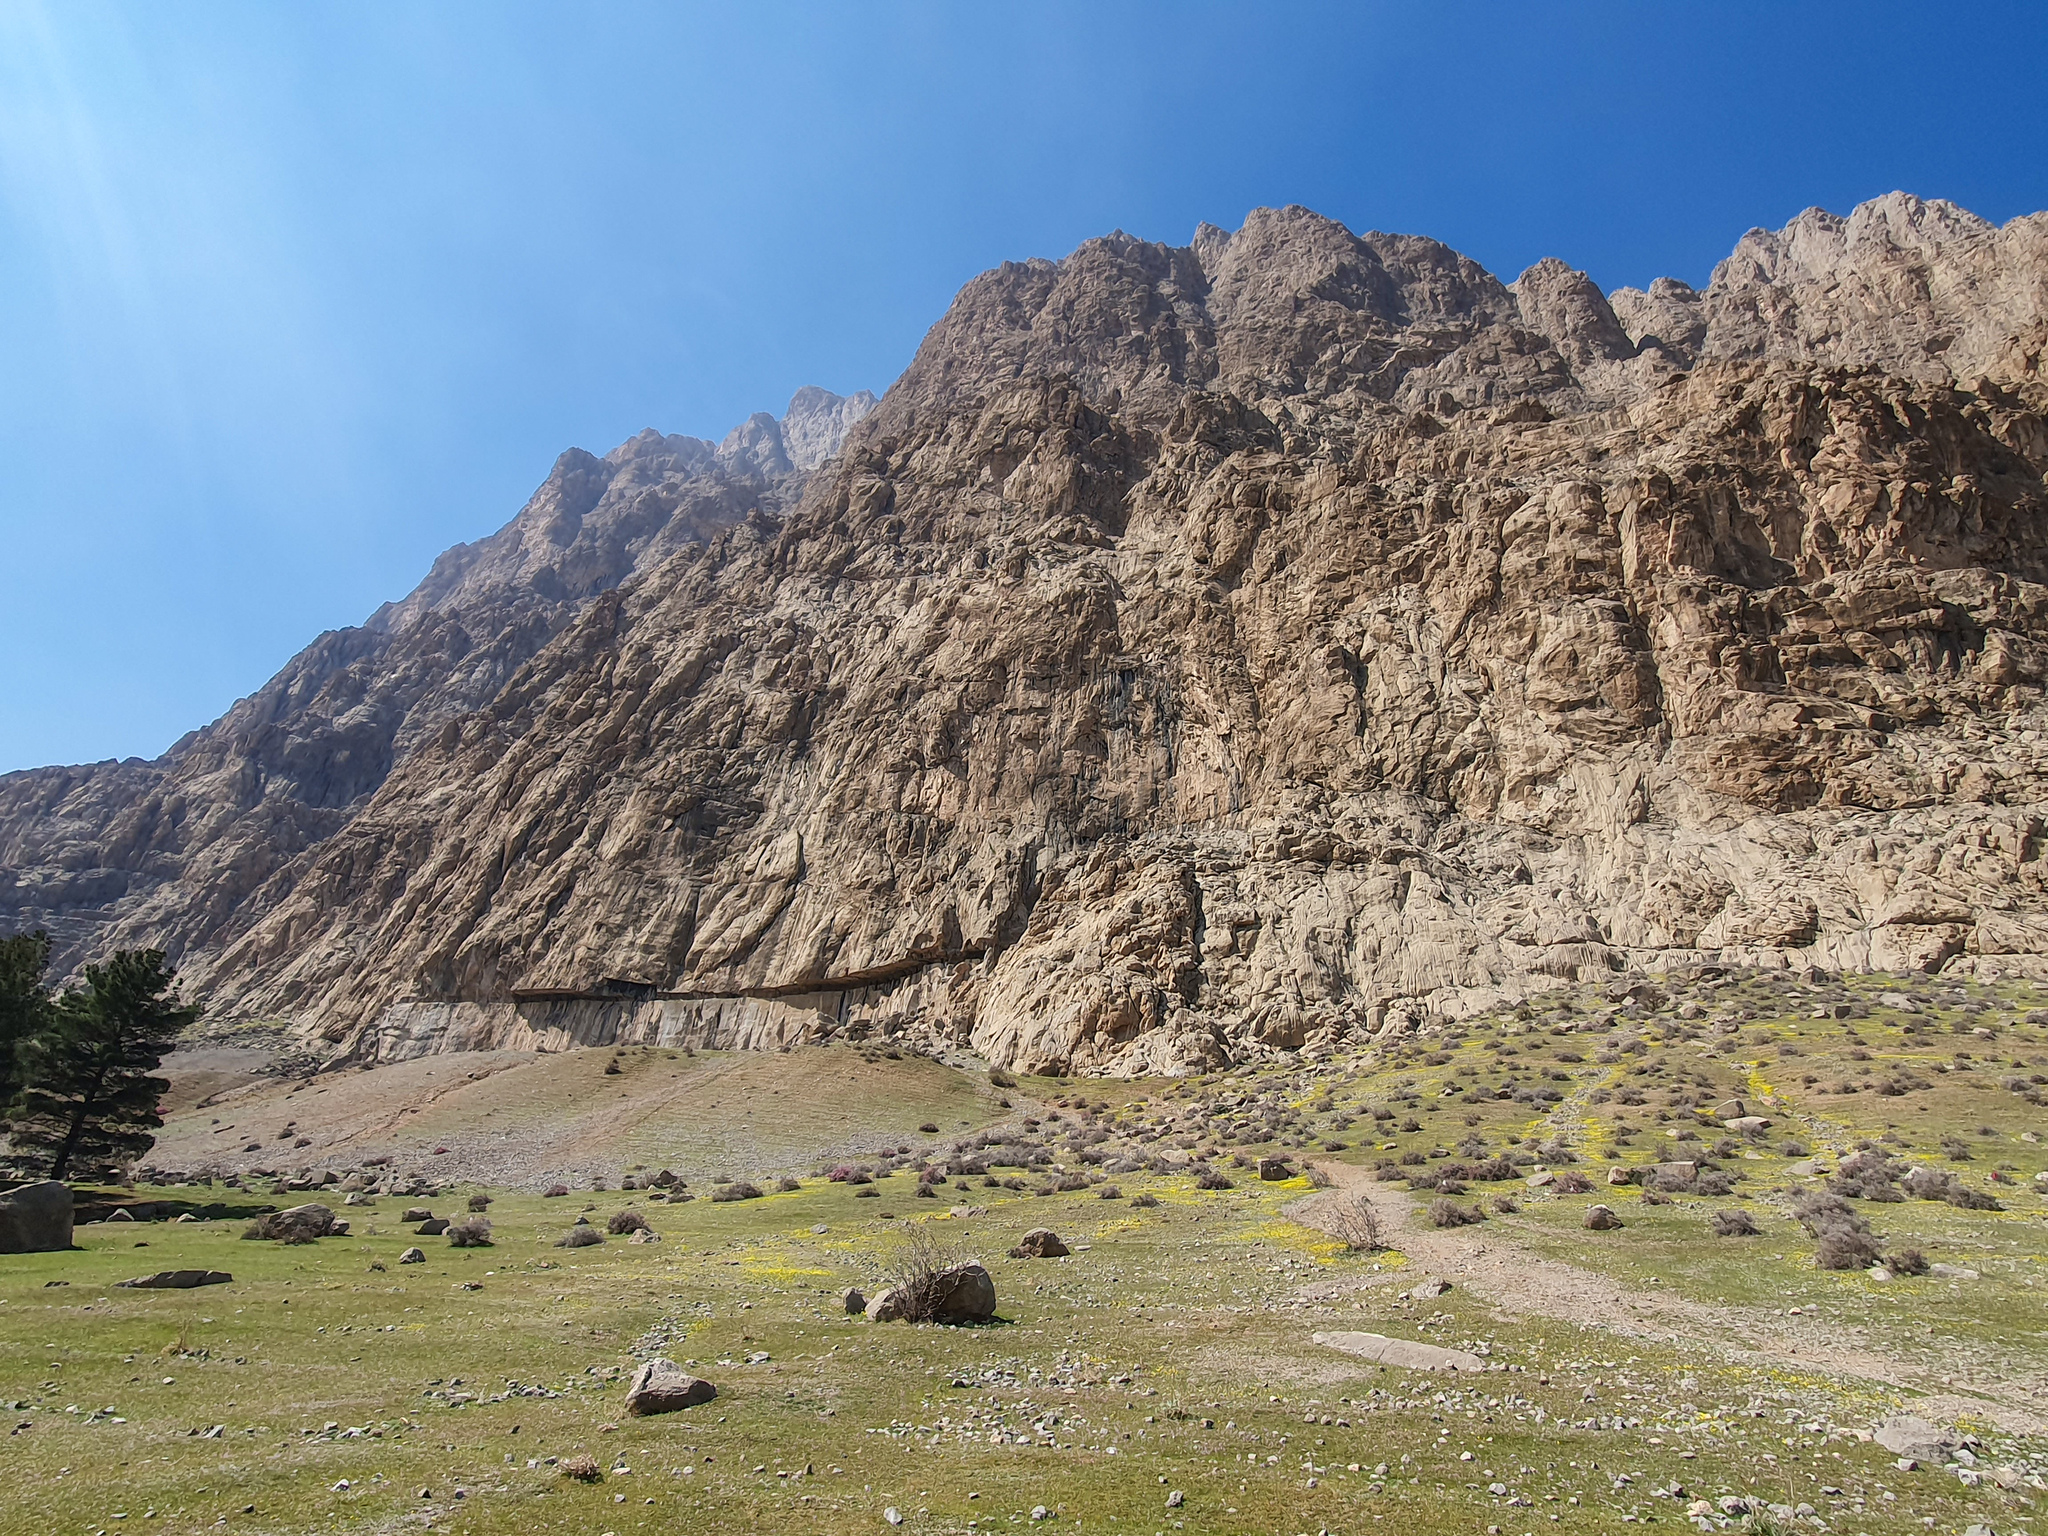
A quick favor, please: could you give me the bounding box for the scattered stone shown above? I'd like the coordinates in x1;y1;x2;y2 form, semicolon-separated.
115;1270;231;1289
1009;1228;1069;1258
1166;1490;1184;1508
623;1359;717;1415
626;1227;661;1244
1311;1331;1485;1371
1406;1276;1452;1299
1583;1204;1624;1230
0;1181;72;1254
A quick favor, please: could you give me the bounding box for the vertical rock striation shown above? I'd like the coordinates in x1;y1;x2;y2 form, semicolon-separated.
11;193;2048;1076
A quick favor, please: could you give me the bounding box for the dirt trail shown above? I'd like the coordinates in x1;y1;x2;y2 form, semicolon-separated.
1291;1158;2048;1435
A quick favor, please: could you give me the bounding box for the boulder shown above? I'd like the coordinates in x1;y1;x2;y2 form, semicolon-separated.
402;1207;434;1222
398;1247;425;1264
1723;1116;1773;1132
624;1358;717;1415
843;1287;866;1315
1873;1415;1958;1463
1257;1157;1293;1181
864;1287;904;1321
928;1262;998;1322
1008;1228;1069;1258
865;1264;998;1323
416;1218;450;1236
1583;1204;1624;1230
116;1269;232;1289
244;1203;337;1242
1606;1166;1638;1186
0;1181;73;1253
626;1227;662;1244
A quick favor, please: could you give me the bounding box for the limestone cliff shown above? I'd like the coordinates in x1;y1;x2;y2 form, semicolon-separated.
13;193;2048;1077
0;389;874;975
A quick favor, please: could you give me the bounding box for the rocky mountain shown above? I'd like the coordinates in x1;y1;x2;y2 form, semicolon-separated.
11;191;2048;1079
0;387;875;976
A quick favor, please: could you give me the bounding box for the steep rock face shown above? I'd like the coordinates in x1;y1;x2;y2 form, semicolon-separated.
168;194;2048;1076
0;390;874;976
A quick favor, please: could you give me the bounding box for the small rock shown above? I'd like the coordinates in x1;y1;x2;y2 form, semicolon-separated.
1031;1506;1050;1521
1408;1276;1451;1299
843;1288;866;1315
626;1228;661;1244
1165;1490;1184;1509
884;1508;902;1526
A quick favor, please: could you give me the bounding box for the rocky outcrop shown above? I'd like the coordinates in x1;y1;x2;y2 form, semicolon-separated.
10;194;2048;1078
0;390;874;979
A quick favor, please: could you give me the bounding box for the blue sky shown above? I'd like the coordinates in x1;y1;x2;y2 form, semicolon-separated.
3;1;2045;772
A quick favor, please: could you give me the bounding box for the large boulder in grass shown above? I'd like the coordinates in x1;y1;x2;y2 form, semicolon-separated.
0;1181;73;1253
244;1203;337;1242
864;1264;998;1324
624;1358;717;1415
1008;1228;1068;1258
930;1262;997;1322
1583;1204;1624;1230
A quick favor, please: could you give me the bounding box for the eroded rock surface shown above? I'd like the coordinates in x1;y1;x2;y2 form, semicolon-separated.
10;195;2048;1077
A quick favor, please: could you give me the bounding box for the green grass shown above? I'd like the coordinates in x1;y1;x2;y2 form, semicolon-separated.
11;971;2048;1533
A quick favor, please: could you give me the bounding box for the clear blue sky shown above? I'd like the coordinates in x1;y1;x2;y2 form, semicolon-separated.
3;1;2045;773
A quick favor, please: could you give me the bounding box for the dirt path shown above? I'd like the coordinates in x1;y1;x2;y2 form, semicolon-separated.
1290;1158;2048;1435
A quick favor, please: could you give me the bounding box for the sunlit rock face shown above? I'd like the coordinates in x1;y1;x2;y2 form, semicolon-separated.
13;194;2048;1076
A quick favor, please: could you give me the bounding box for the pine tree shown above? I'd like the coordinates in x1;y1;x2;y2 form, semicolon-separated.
0;930;54;1111
11;949;201;1181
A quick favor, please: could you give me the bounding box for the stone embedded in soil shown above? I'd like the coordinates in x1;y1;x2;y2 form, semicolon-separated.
115;1270;231;1289
1311;1330;1485;1372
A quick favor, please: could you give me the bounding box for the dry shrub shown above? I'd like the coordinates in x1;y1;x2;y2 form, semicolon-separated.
881;1225;973;1323
1129;1192;1158;1208
776;1176;801;1193
1427;1198;1484;1229
988;1066;1018;1088
1711;1209;1760;1237
1491;1195;1519;1215
1326;1193;1386;1251
559;1455;602;1482
543;1184;569;1198
557;1225;603;1249
467;1194;493;1213
1884;1247;1930;1275
1815;1227;1881;1269
1193;1169;1234;1191
711;1181;763;1203
606;1209;649;1235
447;1217;493;1247
1553;1171;1593;1194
